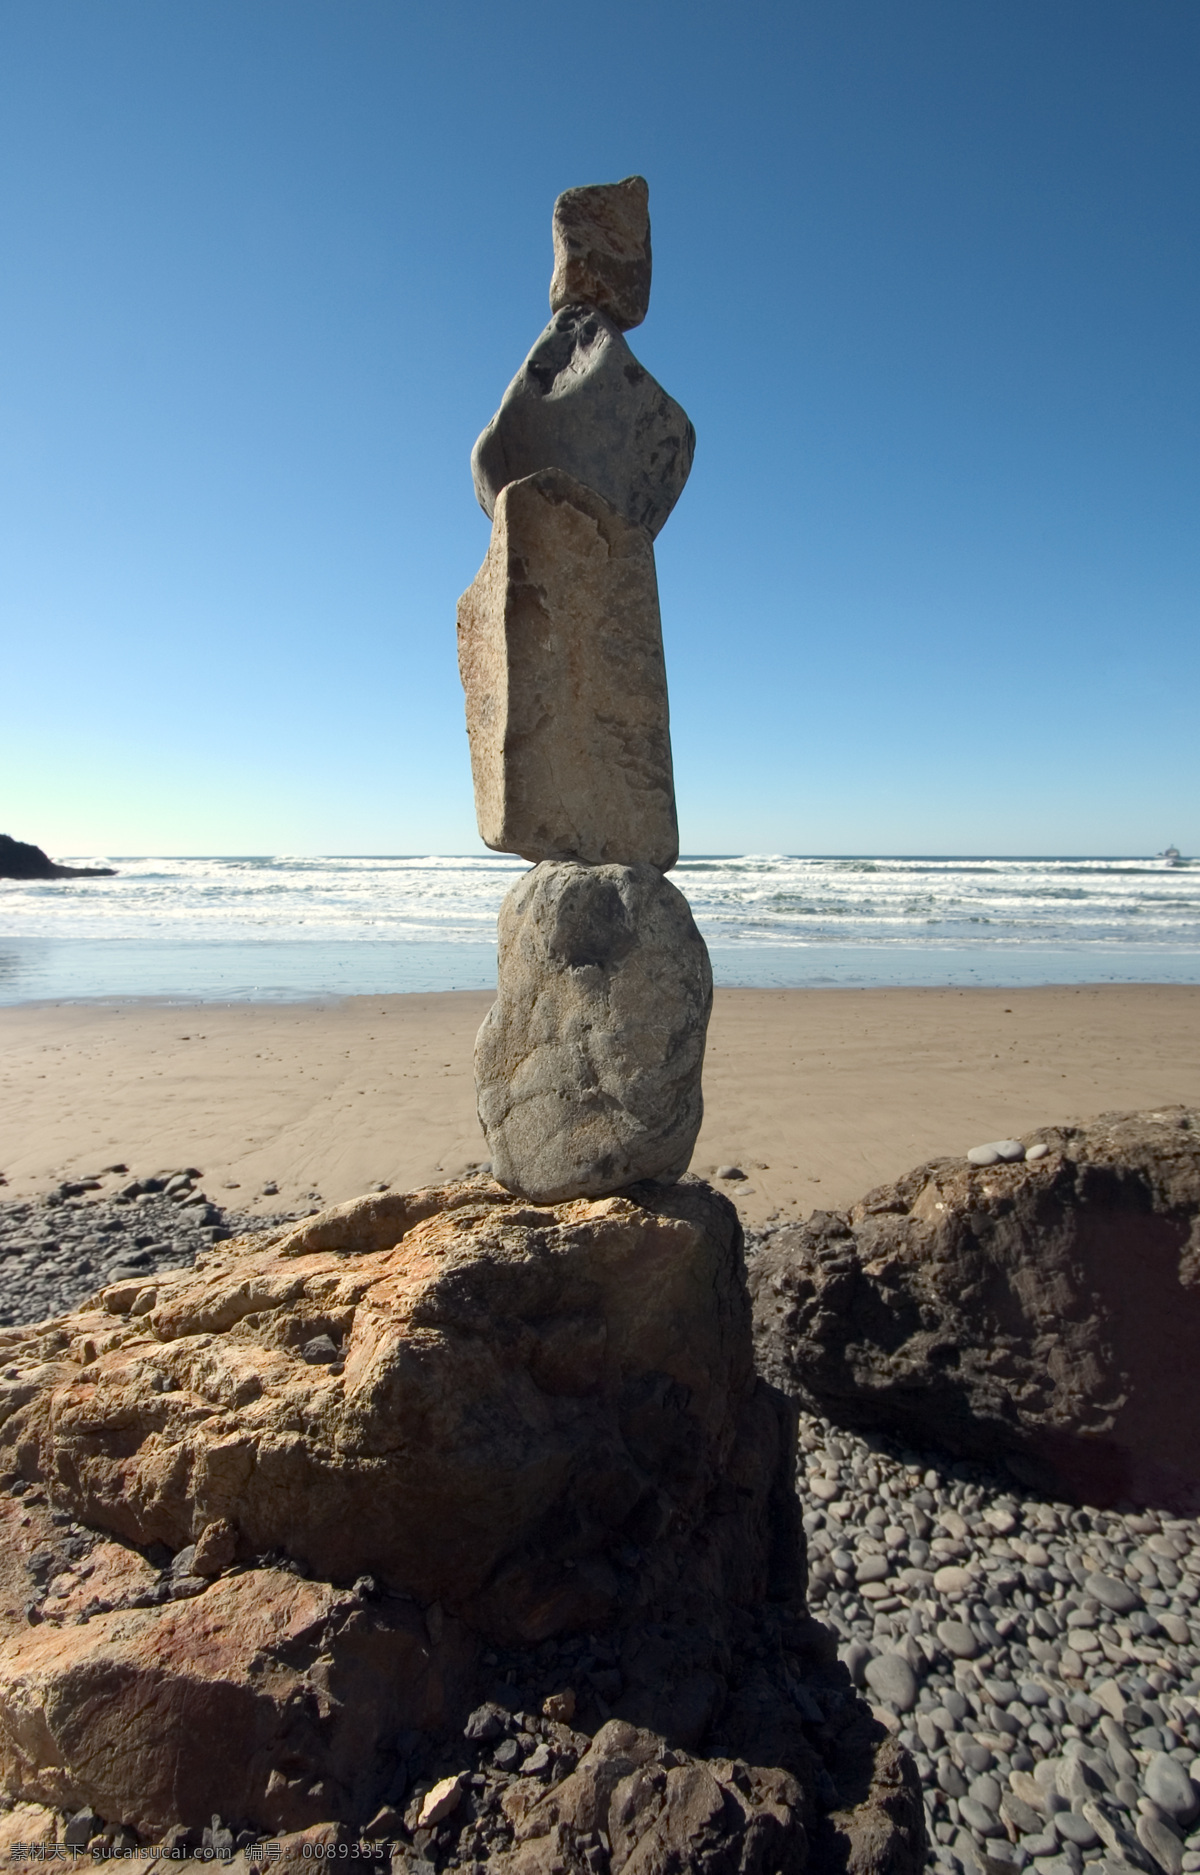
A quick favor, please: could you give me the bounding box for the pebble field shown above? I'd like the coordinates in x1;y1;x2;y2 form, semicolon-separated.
1;1179;1197;1875
794;1407;1200;1875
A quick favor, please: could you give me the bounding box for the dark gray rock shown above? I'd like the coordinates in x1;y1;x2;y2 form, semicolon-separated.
0;833;115;879
471;306;694;540
749;1108;1200;1513
1086;1571;1140;1613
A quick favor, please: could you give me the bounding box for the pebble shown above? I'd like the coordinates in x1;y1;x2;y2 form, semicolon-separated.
783;1371;1200;1875
937;1619;980;1658
0;1178;304;1326
865;1652;918;1713
966;1140;1026;1166
1146;1753;1200;1821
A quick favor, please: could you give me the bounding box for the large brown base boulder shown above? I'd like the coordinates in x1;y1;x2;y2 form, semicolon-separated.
750;1107;1200;1512
0;1176;923;1871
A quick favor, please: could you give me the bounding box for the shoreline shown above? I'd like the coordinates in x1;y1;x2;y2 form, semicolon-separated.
2;982;1198;1226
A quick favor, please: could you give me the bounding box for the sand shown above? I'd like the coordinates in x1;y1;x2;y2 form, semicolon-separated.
1;983;1198;1227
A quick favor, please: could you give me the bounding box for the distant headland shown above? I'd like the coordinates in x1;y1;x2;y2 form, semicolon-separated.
0;834;116;880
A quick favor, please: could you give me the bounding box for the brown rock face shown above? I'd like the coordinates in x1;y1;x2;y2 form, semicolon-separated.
549;175;652;331
0;1182;924;1868
457;468;678;870
0;1178;774;1630
749;1108;1200;1512
0;1531;472;1838
476;863;711;1203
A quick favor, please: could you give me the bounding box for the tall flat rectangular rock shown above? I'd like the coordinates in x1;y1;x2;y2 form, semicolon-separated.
457;467;679;871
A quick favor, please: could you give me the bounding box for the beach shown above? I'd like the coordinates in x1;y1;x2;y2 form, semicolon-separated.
3;981;1199;1222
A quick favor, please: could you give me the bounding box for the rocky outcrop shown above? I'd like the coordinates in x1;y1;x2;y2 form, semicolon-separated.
749;1108;1200;1512
457;468;678;871
476;865;711;1203
0;1181;923;1870
0;835;114;880
0;1179;773;1623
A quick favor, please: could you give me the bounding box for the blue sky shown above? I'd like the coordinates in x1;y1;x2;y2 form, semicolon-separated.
2;0;1197;859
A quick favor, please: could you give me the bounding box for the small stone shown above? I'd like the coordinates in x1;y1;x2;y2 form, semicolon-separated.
1086;1572;1140;1614
856;1554;892;1584
959;1794;1001;1834
475;860;711;1203
1002;1793;1044;1835
418;1775;465;1828
549;174;652;331
938;1761;968;1798
966;1145;1002;1167
63;1812;101;1850
1095;1680;1129;1722
302;1334;339;1365
716;1166;746;1181
970;1775;1002;1813
464;1703;507;1744
541;1690;576;1724
1054;1811;1099;1848
1010;1773;1049;1814
934;1565;974;1595
1026;1143;1050;1161
1145;1755;1200;1824
937;1619;980;1659
1138;1814;1184;1875
839;1640;871;1688
494;1738;522;1771
522;1742;554;1777
864;1652;918;1713
192;1519;237;1576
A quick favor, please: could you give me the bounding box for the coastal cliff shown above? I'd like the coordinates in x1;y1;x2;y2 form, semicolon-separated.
0;835;115;880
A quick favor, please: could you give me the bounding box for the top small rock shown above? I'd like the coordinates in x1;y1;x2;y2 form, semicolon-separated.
550;174;652;330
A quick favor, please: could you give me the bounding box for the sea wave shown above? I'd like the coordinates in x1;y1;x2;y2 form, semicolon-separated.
2;853;1197;951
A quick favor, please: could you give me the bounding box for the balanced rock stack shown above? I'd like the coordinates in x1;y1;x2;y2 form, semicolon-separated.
458;176;711;1205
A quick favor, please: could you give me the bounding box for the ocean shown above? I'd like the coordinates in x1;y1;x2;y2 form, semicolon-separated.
1;852;1197;1003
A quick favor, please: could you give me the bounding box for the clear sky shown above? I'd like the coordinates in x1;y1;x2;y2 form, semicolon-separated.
2;0;1197;859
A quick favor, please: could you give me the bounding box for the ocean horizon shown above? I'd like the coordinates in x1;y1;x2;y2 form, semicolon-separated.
2;851;1197;1004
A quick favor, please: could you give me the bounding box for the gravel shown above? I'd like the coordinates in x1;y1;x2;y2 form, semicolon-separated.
0;1170;304;1326
795;1404;1200;1875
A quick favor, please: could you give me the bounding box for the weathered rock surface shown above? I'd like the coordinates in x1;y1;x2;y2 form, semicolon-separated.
457;468;677;870
1;1178;773;1628
0;1497;471;1837
489;1717;808;1874
549;174;652;331
0;835;114;880
749;1108;1200;1511
0;1184;923;1870
476;863;711;1203
471;306;694;540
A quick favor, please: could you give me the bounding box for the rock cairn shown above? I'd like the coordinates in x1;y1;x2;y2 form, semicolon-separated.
458;176;711;1206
